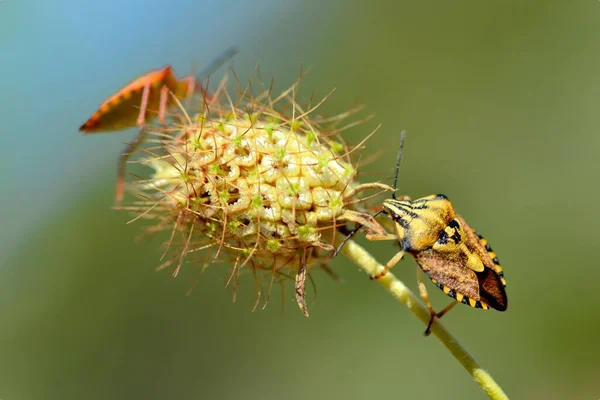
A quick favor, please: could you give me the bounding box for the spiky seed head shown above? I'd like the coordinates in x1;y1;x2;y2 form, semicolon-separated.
121;68;390;315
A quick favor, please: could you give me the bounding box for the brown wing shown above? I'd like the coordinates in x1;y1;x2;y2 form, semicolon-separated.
414;249;490;309
475;267;507;311
456;215;508;311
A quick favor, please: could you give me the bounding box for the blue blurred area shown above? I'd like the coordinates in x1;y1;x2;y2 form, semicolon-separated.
0;0;272;253
2;0;600;399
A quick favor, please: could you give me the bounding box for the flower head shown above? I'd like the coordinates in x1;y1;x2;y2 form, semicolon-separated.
123;69;389;315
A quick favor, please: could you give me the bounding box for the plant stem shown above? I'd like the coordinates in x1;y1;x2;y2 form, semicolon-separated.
337;235;509;400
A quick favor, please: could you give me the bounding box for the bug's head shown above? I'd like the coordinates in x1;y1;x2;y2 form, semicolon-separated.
381;197;412;219
382;194;456;252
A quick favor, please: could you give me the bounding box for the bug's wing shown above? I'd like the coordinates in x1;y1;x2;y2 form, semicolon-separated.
415;248;508;311
79;89;156;132
415;249;485;308
475;267;507;311
80;68;173;133
456;215;508;311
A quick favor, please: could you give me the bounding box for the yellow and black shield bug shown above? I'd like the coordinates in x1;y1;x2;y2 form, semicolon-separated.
333;131;507;335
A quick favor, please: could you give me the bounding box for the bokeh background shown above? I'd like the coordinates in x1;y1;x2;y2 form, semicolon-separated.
2;1;599;399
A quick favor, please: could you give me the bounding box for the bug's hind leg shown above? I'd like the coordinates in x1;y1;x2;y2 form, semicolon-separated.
157;85;170;124
417;267;437;335
115;128;149;208
136;81;151;126
417;268;459;336
184;78;198;111
434;301;458;321
424;301;459;336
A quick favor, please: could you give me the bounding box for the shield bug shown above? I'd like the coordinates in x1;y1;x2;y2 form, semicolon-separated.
334;131;507;335
79;46;238;206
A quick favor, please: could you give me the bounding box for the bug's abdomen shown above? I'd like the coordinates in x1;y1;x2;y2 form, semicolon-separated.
80;67;177;133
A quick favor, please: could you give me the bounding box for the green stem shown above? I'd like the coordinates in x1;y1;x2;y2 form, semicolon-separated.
337;235;509;400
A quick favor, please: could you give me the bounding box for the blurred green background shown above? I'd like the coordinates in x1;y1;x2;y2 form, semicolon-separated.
2;0;599;399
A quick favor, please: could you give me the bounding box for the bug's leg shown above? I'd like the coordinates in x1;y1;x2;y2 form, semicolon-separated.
185;77;215;113
417;267;439;336
365;233;398;242
185;77;197;110
434;301;459;321
366;230;404;279
115;128;149;208
137;81;151;126
423;301;459;337
371;250;405;280
115;81;154;207
186;77;196;100
204;84;216;106
158;85;170;125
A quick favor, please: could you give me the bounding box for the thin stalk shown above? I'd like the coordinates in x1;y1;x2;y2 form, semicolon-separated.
337;234;509;400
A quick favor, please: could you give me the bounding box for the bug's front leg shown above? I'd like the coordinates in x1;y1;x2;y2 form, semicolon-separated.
115;128;149;207
371;250;405;280
365;232;397;242
365;228;405;279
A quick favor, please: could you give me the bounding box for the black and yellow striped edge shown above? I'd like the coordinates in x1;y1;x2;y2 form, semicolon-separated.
430;278;490;310
474;230;507;287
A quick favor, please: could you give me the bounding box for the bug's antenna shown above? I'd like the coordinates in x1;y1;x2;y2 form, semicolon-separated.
196;45;239;83
332;132;406;258
332;210;384;258
391;130;407;200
